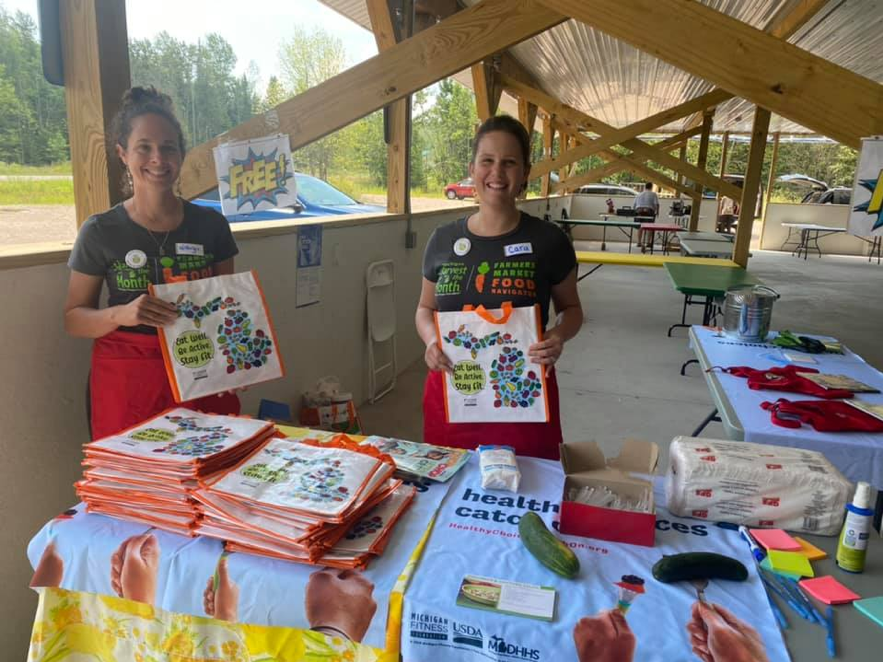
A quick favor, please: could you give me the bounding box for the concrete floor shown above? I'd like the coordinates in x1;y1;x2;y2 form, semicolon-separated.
360;244;883;473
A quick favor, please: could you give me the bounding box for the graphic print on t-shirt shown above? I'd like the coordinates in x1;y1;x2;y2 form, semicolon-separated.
477;259;537;300
436;262;469;296
109;252;217;294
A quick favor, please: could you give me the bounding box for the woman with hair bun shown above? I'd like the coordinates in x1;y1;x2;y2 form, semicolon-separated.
64;86;240;439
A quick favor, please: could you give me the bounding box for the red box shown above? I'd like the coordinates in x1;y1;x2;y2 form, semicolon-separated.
559;440;659;547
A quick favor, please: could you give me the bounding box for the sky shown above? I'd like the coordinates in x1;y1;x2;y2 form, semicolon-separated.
2;0;380;88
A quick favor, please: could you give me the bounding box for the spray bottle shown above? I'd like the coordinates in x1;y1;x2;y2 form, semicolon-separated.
836;481;873;573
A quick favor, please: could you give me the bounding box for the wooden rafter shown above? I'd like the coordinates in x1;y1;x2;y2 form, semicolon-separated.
518;97;538;136
505;76;742;199
555;128;700;196
472;60;503;121
541;117;553;197
514;80;731;177
366;0;410;214
539;0;882;147
179;0;566;199
682;0;830;130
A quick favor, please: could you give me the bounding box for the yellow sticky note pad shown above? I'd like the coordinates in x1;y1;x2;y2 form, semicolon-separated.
760;556;802;580
768;550;815;577
793;537;828;561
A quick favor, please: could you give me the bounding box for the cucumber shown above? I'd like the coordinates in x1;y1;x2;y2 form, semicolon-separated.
518;512;580;579
652;552;748;583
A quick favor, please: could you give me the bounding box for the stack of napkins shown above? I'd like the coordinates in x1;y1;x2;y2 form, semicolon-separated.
77;408;276;534
192;436;414;568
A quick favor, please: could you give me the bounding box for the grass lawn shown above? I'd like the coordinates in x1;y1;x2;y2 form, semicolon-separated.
0;178;74;205
0;161;72;176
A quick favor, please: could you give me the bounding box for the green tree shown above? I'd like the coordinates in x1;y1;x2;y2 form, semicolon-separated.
277;27;348;180
418;79;478;188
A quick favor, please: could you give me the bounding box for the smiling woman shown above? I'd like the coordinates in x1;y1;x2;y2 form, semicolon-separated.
62;86;241;440
414;116;584;459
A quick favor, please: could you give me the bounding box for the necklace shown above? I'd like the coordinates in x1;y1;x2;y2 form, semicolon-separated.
129;197;180;256
146;228;172;255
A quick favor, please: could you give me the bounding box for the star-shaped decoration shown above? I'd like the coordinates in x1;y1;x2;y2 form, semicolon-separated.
852;170;883;232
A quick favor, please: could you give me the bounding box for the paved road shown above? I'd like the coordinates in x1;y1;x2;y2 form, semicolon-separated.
0;196;474;247
0;175;72;181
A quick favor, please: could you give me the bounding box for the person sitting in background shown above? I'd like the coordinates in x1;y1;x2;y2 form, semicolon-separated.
633;182;659;250
717;195;739;234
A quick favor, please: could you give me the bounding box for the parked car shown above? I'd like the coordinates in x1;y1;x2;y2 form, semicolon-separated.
575;183;638;197
194;172;384;222
444;178;475;200
777;174;851;205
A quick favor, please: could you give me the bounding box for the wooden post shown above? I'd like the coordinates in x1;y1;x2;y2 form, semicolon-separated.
733;108;771;267
60;0;130;228
472;61;502;122
763;132;781;221
689;111;713;231
719;130;730;178
367;0;411;214
677;142;687;194
541;117;553;197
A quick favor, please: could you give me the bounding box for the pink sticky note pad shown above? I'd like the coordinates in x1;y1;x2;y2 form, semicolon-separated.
750;528;802;551
799;576;860;605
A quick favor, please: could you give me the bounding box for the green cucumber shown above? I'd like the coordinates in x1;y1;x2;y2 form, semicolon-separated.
518;512;580;579
652;552;748;583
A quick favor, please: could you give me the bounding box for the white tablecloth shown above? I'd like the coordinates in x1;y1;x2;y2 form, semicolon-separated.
693;326;883;487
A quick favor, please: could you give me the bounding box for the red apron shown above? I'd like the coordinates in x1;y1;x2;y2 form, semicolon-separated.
90;330;240;440
422;368;563;460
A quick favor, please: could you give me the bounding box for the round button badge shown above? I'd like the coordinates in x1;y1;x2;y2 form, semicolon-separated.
453;237;471;256
125;249;147;269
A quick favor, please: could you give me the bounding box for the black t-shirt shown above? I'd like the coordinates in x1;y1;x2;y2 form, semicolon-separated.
423;212;576;328
69;200;239;333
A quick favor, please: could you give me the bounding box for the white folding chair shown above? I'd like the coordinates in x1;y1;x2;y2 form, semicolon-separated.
366;260;397;403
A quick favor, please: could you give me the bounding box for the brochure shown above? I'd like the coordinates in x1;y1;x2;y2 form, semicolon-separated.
456;574;556;621
359;436;470;482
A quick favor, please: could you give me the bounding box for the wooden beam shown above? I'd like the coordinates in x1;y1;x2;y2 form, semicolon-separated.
518;97;538;136
677;142;688;192
505;76;743;199
472;60;503;121
509;78;732;176
60;0;130;227
763;132;781;223
733;108;771;267
719;131;730;178
367;0;411;214
683;0;830;130
555;128;698;195
539;0;883;147
499;51;543;90
179;0;566;199
541;117;553;197
689;112;713;231
765;0;831;41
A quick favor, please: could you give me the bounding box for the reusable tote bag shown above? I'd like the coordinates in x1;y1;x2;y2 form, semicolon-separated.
435;302;549;423
151;270;284;401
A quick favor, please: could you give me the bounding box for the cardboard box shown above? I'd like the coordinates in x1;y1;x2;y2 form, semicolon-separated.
559;439;659;547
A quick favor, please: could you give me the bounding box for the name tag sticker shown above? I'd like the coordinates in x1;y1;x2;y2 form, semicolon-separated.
176;243;204;256
504;242;533;257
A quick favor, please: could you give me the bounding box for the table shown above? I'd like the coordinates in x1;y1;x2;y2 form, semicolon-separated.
780;223;848;259
26;426;455;654
402;455;883;662
676;231;734;243
640;223;683;255
668;214;705;229
664;263;763;339
688;325;883;486
555;217;642;252
26;447;883;661
679;238;735;259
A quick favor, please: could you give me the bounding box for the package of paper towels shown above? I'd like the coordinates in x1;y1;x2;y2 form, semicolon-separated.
666;437;853;535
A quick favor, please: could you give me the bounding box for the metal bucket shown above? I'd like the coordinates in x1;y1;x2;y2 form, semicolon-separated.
722;285;780;342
